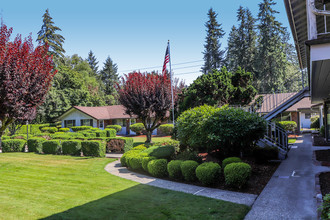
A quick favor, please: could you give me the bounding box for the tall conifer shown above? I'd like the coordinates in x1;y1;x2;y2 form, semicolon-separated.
87;50;99;75
100;56;119;96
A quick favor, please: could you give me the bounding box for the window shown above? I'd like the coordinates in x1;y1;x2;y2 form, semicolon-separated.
100;120;104;128
64;120;76;128
305;113;311;119
81;119;93;126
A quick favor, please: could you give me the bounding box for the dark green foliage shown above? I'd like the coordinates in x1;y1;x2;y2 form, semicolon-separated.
104;129;116;137
62;140;81;156
106;125;122;133
175;150;203;163
158;124;174;136
2;139;26;152
196;162;221;186
27;138;45;153
319;194;330;220
142;145;175;159
59;128;70;132
253;146;278;163
277;121;297;132
126;153;145;170
37;9;65;58
202;8;225;74
311;116;320;129
222;157;242;168
81;132;96;138
95;130;107;138
87;50;99;75
106;137;133;152
142;156;157;172
180;160;199;182
147;159;168;178
130;123;145;135
72;126;92;132
167;160;183;179
224;162;251;188
81;141;106;157
42;140;61;154
2;136;10;140
121;149;144;167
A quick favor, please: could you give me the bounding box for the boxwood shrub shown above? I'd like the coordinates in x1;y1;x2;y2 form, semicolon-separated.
51;134;72;140
130;123;145;135
133;145;147;151
277;121;297;132
2;139;26;152
147;159;168;178
126;153;145;170
158;124;174;136
104;128;116;138
181;160;199;182
27;138;45;153
142;145;175;159
62;140;81;156
40;127;58;133
106;125;122;133
167;160;183;179
196;162;221;186
224;162;251;189
222;157;242;169
71;126;92;132
59;128;70;132
81;141;106;157
42;140;61;154
141;156;156;172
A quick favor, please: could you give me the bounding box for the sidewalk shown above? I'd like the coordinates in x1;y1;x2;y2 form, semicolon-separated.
105;160;257;207
245;134;318;220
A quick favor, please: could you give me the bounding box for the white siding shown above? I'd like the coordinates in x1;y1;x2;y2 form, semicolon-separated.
61;110;96;128
300;113;311;129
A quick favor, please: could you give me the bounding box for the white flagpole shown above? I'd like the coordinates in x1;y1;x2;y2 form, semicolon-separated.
168;40;175;125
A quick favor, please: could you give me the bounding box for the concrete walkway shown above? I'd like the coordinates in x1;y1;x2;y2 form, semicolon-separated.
245;134;320;220
105;160;257;206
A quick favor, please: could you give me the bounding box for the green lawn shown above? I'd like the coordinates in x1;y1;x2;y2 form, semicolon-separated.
0;153;249;219
132;136;172;147
288;138;296;144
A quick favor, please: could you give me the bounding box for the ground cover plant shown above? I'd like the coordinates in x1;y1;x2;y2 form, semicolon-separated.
0;153;249;219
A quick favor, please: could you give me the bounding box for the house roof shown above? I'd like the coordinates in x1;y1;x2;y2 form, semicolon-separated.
73;105;135;120
286;97;313;111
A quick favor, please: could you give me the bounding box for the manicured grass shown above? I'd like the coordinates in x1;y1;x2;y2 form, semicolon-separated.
132;136;172;147
0;153;249;219
288;138;296;144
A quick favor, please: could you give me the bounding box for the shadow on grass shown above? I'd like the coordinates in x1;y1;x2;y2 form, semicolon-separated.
42;184;249;220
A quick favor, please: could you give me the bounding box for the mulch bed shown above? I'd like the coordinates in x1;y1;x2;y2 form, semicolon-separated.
313;135;330;146
319;172;330;196
315;150;330;162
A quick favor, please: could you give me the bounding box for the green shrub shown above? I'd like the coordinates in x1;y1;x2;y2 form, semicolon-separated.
142;145;175;159
81;141;106;157
16;124;48;135
147;159;168;178
11;134;27;140
67;132;85;139
167;160;183;179
320;126;325;138
106;137;134;152
181;160;199;182
133;145;148;151
224;162;251;189
196;162;221;186
106;125;122;133
40;127;58;133
1;136;10;140
175;150;203;163
62;140;81;156
158;124;174;136
38;124;51;131
222;157;242;169
277;121;297;132
311;117;320;129
126;153;144;170
95;130;107;138
71;126;92;132
141;156;156;172
253;146;279;163
27;138;45;153
59;128;70;132
104;128;116;138
130;123;145;135
319;194;330;220
51;134;72;140
2;139;26;152
42;140;61;154
81;132;97;138
33;133;51;139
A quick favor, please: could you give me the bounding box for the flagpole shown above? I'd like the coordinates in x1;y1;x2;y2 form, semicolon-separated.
168;40;175;125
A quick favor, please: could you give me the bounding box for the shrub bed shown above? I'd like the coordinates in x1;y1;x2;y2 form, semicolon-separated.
81;141;106;157
104;128;116;138
27;138;45;153
222;157;242;169
167;160;183;179
1;139;26;152
95;130;107;138
224;162;251;189
106;137;133;152
196;162;221;186
42;140;61;154
147;159;168;178
62;140;81;156
71;126;92;132
277;121;297;132
106;125;122;133
40;127;58;133
158;124;174;136
142;145;175;159
142;156;156;172
59;128;70;132
181;160;199;182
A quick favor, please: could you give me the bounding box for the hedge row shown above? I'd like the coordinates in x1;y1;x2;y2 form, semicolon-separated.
1;139;26;152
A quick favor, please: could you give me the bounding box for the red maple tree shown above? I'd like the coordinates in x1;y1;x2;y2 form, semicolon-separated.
117;72;180;143
0;24;57;148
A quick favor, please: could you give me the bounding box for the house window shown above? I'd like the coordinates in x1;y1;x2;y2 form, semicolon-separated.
81;119;93;126
305;113;311;119
64;120;76;128
100;120;104;128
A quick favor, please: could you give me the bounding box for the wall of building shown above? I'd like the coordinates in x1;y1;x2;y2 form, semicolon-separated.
61;110;97;128
300;112;311;128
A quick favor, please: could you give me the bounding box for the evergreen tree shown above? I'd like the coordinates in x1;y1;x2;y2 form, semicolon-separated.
37;9;65;58
87;50;99;75
226;26;239;71
100;56;119;101
255;0;288;93
202;8;225;74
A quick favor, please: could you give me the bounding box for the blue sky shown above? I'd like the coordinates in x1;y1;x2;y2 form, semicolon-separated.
1;0;291;85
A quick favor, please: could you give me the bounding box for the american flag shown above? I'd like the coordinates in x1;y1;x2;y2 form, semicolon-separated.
162;43;170;74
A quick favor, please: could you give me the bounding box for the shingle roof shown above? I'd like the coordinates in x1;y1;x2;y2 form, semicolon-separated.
74;105;136;120
286;97;313;112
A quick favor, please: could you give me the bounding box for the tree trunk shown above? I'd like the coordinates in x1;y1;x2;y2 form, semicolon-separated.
145;130;152;144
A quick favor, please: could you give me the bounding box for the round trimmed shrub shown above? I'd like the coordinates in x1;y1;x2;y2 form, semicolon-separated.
121;149;145;167
130;123;145;135
71;126;92;132
142;145;175;159
133;145;147;151
147;159;168;178
196;162;221;186
181;160;199;182
158;124;174;136
142;156;156;172
224;162;251;189
40;127;58;133
59;128;70;132
222;157;242;169
127;153;144;170
277;121;297;132
167;160;183;179
106;125;122;133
